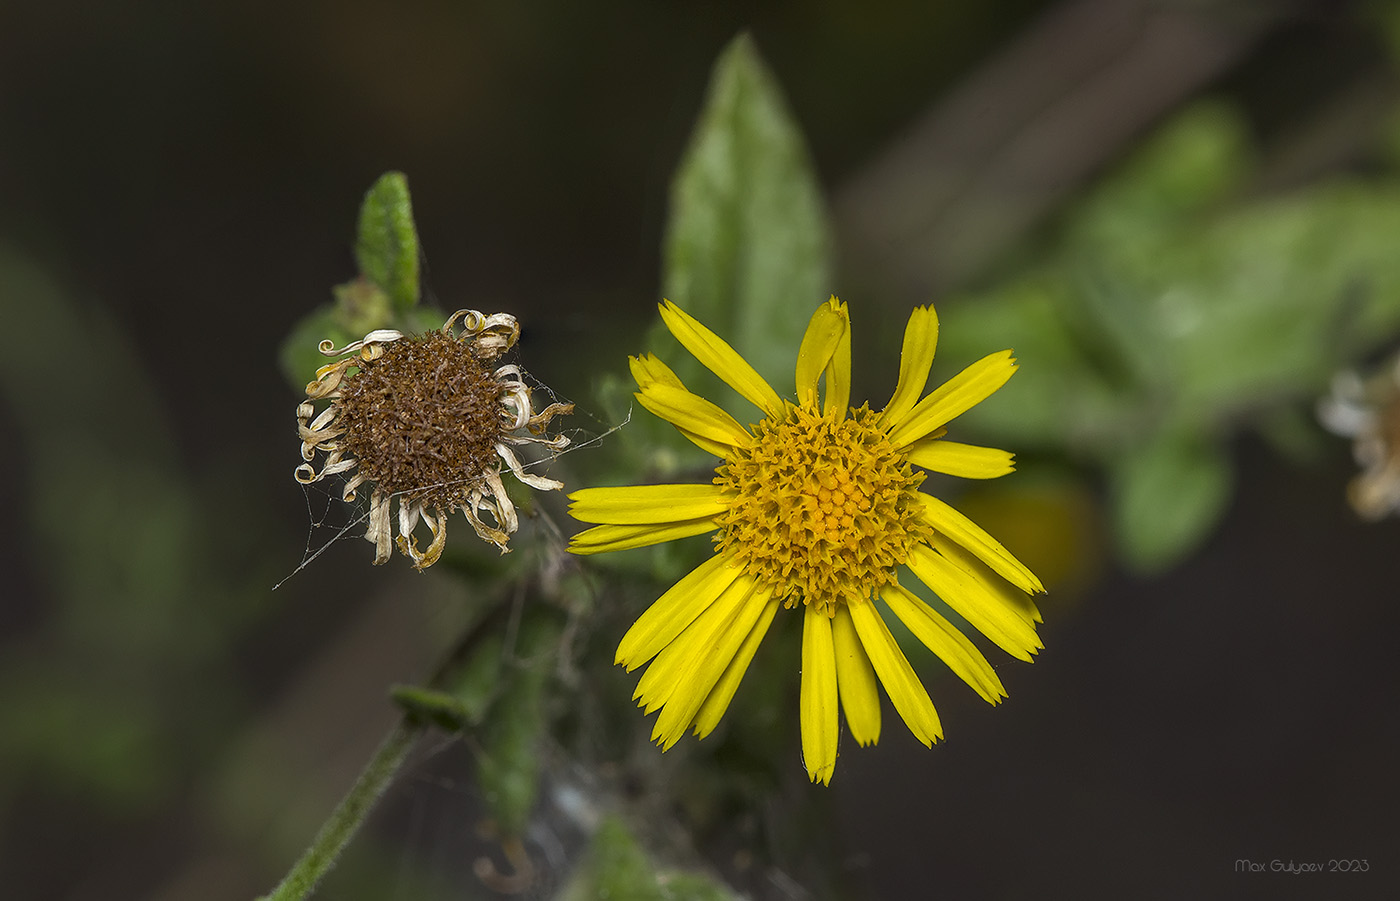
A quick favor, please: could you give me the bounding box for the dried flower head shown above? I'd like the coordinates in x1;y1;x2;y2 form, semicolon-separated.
296;310;571;569
1318;354;1400;520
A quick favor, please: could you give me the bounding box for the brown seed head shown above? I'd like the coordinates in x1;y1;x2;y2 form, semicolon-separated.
335;330;506;513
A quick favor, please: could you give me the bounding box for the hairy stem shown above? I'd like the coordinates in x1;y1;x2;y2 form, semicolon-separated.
259;720;422;901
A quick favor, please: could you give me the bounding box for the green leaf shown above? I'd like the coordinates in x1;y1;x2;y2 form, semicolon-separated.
936;276;1146;451
476;612;558;836
600;32;835;483
354;171;420;312
389;685;470;732
588;34;834;484
659;32;833;400
1110;432;1232;573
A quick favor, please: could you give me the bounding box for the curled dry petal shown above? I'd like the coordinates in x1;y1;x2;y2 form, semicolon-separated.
318;329;405;358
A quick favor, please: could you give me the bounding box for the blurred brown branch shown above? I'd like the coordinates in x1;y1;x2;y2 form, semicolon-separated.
835;0;1283;302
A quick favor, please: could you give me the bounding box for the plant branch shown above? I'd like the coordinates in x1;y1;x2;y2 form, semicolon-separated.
257;720;422;901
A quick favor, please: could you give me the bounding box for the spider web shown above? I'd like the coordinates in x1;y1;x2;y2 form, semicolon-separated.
312;731;607;901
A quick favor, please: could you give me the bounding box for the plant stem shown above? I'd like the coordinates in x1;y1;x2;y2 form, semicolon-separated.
259;720;422;901
258;590;521;899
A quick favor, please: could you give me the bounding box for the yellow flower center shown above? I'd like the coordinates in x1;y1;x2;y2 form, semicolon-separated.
713;403;932;614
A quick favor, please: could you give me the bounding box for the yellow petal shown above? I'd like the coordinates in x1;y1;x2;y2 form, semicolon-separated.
824;296;851;419
615;554;737;670
568;484;729;524
832;604;880;746
880;305;939;429
794;298;850;416
692;590;781;739
905;440;1015;479
658;426;733;459
847;599;942;747
930;535;1043;625
629;353;687;391
627;356;735;456
635;383;750;449
882;583;1007;704
634;572;755;714
907;543;1042;662
659;300;784;415
887;350;1018;448
649;578;771;750
568;518;717;555
800;605;840;785
916;493;1045;595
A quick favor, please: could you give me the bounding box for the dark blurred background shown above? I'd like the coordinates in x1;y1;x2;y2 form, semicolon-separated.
3;1;1400;899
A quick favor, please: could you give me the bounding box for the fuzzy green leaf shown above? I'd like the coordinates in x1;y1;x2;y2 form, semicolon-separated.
354;171;420;312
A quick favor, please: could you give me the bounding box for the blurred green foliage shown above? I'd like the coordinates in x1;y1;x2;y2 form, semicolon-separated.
939;103;1400;570
559;816;739;901
474;610;559;837
0;245;273;813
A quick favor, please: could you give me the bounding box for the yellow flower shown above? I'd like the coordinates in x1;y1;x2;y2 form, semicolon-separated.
569;297;1045;784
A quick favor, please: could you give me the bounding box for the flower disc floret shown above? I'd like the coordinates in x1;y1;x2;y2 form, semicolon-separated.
336;330;504;513
714;403;932;614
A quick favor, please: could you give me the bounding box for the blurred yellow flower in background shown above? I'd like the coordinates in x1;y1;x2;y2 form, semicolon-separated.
569;297;1044;784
